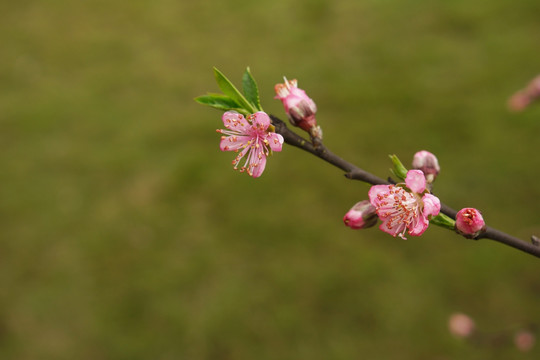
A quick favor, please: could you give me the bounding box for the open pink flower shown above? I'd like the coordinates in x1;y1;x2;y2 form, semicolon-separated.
368;170;441;239
217;111;284;178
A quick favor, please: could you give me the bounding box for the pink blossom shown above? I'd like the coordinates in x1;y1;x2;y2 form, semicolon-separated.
412;150;440;183
508;74;540;112
508;91;531;112
274;78;321;140
217;111;284;178
448;313;475;338
455;208;486;239
343;200;378;230
514;330;535;352
368;170;440;240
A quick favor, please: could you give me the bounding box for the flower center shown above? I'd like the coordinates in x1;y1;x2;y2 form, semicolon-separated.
376;185;424;238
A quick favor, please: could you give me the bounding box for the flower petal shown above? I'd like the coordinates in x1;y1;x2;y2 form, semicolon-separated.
368;185;391;205
282;95;303;113
222;111;249;132
250;152;267;178
408;216;429;236
405;169;426;193
344;212;365;229
267;133;284;152
251;111;271;129
422;193;441;217
289;87;309;100
219;135;250;152
379;218;406;238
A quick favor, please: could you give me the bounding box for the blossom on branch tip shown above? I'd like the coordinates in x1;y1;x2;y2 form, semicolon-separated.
368;170;441;240
274;78;321;141
412;150;440;183
217;111;284;178
343;200;378;230
455;208;486;239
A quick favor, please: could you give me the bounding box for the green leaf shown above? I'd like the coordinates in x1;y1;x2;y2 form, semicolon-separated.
194;93;240;109
389;154;408;181
194;94;250;116
242;67;262;111
213;67;256;113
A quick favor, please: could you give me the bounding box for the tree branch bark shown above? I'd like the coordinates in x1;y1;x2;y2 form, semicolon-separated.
270;114;540;259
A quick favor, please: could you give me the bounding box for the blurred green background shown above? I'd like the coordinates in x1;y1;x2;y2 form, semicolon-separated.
1;0;540;359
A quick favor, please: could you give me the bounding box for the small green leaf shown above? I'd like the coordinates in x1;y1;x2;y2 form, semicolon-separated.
194;94;250;116
389;154;408;181
195;93;240;109
213;67;256;113
242;67;262;111
430;213;456;230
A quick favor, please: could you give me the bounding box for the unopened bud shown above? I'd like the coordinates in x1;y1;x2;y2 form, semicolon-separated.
448;313;475;338
455;208;486;239
343;200;377;230
275;78;321;142
412;150;440;183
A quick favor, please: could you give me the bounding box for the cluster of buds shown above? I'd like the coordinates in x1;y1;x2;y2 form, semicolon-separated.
345;152;443;239
344;150;489;242
275;78;322;144
508;74;540;111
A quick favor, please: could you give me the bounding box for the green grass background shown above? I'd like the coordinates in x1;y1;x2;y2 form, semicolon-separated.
1;0;540;359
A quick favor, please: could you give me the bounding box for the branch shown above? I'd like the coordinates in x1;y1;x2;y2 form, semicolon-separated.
270;114;540;259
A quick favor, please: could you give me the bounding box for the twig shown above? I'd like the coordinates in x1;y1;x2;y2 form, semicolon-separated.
270;114;540;259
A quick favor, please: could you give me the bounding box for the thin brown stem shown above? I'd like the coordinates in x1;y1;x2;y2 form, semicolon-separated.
270;114;540;259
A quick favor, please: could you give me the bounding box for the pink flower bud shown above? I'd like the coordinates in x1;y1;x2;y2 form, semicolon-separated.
275;78;320;140
448;313;475;338
412;150;440;183
455;208;486;239
514;330;535;352
343;200;377;230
